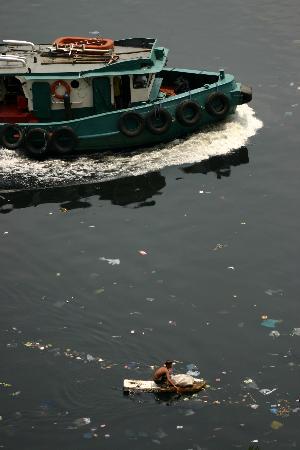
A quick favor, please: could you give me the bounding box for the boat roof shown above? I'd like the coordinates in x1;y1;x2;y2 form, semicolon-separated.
0;37;168;79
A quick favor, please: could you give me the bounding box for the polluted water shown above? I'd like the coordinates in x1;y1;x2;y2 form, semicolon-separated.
0;105;262;189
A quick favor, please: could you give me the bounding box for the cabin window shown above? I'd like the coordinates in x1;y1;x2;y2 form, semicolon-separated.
133;74;149;89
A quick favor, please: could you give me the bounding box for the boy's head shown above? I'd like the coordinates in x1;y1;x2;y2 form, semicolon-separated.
165;360;173;368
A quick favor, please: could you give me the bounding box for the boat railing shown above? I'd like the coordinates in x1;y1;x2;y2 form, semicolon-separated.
3;40;35;51
0;55;27;67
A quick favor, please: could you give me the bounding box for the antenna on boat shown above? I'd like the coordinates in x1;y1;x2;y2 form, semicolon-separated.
89;31;101;37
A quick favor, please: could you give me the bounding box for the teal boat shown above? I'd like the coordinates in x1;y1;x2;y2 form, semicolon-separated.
0;36;252;158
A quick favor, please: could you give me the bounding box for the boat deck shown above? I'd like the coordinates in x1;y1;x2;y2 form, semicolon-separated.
0;38;155;75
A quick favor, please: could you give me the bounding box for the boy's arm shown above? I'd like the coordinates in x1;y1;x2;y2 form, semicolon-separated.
166;370;180;391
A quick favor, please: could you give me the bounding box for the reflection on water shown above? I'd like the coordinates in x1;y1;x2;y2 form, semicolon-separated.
0;147;249;213
182;147;249;178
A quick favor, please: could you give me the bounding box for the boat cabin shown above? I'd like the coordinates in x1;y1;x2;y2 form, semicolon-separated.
0;37;220;124
0;37;168;123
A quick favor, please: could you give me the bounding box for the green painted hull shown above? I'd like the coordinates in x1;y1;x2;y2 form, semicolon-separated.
0;68;250;155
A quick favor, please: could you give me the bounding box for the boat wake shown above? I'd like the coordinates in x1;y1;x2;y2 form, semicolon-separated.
0;105;262;190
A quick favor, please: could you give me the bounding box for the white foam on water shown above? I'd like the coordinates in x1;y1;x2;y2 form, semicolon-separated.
0;105;262;189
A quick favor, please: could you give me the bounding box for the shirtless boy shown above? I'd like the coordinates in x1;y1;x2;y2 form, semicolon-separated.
153;360;180;392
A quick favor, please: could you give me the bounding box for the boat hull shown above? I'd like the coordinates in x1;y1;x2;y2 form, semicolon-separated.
0;68;251;156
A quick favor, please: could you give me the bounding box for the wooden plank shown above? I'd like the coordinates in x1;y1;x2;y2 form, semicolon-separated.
123;378;206;393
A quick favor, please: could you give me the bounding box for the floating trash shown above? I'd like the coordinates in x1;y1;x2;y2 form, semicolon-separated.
269;330;280;338
213;243;228;251
73;417;91;427
99;257;120;265
260;388;277;395
261;319;281;328
243;378;259;390
94;288;105;295
0;382;12;388
270;420;283;430
265;289;284;296
24;341;52;349
291;328;300;336
186;363;200;377
187;370;200;377
11;391;21;397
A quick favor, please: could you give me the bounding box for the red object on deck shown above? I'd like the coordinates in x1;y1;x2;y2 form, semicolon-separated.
53;36;114;52
160;87;176;96
0;104;38;123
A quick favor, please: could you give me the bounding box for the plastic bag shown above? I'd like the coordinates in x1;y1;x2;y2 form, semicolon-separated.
171;374;194;386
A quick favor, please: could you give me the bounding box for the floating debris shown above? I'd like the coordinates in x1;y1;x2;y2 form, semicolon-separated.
73;417;91;427
269;330;280;338
259;388;277;396
265;289;284;296
99;257;120;265
186;363;200;377
24;341;52;350
270;420;283;430
213;243;228;251
261;319;281;328
291;328;300;336
94;288;105;295
243;378;259;390
0;382;12;388
11;391;21;397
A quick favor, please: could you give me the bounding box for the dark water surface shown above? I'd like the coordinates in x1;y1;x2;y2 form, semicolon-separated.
1;1;300;449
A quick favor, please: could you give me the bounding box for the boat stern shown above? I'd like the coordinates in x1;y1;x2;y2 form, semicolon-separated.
238;84;253;104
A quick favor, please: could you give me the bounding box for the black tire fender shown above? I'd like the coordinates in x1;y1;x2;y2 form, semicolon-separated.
118;112;145;137
205;92;230;118
25;128;49;158
175;100;202;127
50;126;78;155
146;108;172;135
0;124;24;149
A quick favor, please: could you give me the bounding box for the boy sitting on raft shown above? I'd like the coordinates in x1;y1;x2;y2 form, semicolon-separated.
153;360;181;392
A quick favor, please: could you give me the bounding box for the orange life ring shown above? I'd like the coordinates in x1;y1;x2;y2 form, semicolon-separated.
53;36;114;52
51;80;71;100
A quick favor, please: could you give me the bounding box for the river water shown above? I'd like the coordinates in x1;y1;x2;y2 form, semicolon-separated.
0;1;299;449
